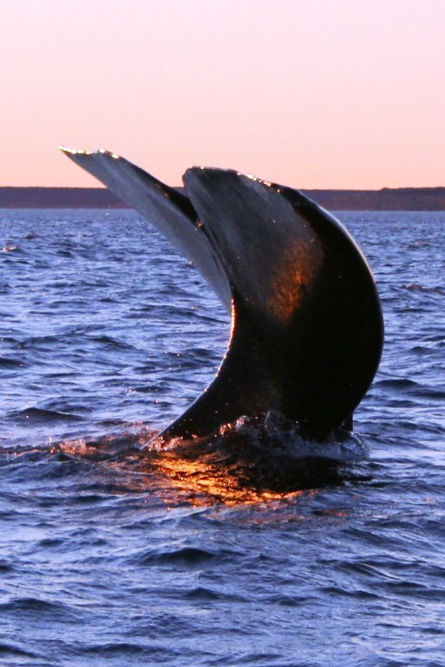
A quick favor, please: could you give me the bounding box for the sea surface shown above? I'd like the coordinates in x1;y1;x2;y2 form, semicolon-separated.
0;209;444;666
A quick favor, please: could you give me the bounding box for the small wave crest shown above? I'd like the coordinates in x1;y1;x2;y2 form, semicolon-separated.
221;411;368;464
8;407;83;424
0;596;78;620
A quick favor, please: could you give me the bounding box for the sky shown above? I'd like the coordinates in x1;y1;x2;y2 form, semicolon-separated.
1;0;444;189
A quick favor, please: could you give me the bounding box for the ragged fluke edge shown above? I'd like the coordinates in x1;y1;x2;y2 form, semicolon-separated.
60;147;383;445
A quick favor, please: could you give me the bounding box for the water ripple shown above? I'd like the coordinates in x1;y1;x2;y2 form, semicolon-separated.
0;210;444;666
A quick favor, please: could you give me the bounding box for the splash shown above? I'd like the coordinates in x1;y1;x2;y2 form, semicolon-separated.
46;413;368;507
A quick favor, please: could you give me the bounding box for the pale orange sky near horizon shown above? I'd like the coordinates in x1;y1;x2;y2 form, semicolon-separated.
1;0;444;189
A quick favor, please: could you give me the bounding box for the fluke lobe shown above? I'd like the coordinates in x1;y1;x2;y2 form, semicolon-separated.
61;147;383;442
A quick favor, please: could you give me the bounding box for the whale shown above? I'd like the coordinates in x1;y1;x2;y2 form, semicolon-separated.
60;147;383;443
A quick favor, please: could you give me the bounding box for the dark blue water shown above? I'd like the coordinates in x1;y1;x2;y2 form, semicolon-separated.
1;209;444;666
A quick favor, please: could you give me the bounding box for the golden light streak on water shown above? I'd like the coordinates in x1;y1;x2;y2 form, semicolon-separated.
52;432;316;510
151;446;306;507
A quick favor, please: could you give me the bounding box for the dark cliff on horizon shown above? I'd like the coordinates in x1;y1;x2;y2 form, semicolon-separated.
1;186;445;210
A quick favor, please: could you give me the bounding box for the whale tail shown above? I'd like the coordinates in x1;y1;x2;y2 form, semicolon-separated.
60;147;383;440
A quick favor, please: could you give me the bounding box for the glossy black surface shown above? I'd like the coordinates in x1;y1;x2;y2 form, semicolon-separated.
62;149;383;440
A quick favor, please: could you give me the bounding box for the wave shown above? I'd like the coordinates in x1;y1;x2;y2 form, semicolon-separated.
0;643;39;659
86;334;135;350
129;545;237;567
8;407;84;423
183;586;247;602
0;597;78;620
402;283;444;295
0;356;24;368
80;643;174;660
375;378;445;400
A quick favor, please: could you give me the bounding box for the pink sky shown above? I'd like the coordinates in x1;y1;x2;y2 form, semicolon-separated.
2;0;444;188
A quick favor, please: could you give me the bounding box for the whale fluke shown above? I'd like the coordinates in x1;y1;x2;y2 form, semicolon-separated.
61;147;383;441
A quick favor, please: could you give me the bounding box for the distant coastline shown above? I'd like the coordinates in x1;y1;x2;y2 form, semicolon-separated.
1;186;445;211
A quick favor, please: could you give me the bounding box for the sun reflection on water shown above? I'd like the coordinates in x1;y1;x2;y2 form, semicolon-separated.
151;446;307;507
50;425;350;514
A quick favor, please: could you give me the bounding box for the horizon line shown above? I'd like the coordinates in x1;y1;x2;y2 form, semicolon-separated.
1;184;445;191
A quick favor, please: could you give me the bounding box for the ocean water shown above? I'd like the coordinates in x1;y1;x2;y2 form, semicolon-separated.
0;208;444;666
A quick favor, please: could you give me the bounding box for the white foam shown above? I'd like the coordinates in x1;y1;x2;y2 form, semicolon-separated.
227;411;369;464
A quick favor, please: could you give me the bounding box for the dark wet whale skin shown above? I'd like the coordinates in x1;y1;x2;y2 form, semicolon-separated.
61;149;384;440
